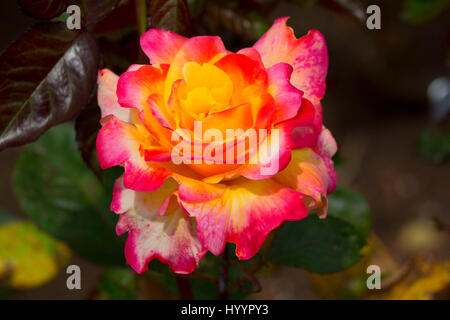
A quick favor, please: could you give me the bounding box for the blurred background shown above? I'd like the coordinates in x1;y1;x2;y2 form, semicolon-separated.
0;0;449;299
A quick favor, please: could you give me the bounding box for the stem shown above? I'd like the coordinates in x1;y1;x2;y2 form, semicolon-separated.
135;0;147;63
230;260;262;294
218;244;229;299
176;277;193;300
135;0;147;35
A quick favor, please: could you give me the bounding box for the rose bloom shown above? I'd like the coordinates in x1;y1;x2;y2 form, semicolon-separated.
96;17;337;274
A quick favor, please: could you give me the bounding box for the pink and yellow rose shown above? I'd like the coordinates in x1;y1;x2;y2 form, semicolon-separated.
96;17;337;274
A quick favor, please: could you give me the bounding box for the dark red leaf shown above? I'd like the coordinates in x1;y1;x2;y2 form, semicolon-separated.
76;0;121;27
0;23;99;151
92;1;136;35
19;0;68;20
148;0;191;35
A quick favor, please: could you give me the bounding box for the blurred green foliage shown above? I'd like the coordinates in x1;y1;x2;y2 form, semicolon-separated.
13;123;125;265
419;125;450;164
97;267;137;300
402;0;450;23
328;187;372;238
267;187;371;273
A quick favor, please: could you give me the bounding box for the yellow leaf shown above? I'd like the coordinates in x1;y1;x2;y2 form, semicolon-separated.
386;260;450;300
0;222;71;289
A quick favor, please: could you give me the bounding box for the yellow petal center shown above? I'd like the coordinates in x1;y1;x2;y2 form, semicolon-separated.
181;62;233;118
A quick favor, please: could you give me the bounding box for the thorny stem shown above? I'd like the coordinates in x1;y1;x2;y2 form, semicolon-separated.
176;276;193;300
218;244;229;299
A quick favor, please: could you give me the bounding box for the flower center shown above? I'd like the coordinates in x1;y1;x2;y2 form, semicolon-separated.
181;62;233;119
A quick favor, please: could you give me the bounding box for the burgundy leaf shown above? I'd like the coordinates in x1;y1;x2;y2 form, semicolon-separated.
19;0;68;20
148;0;191;35
0;23;99;151
77;0;121;27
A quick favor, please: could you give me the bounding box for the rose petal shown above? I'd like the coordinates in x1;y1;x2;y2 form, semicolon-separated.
253;17;328;102
117;65;167;111
274;147;337;217
140;29;187;66
282;98;321;150
165;36;227;100
238;124;292;179
180;178;307;259
97;69;132;123
267;63;303;124
113;176;206;274
96;116;170;191
214;53;267;105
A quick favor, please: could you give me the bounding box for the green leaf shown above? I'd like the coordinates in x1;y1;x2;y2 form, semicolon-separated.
0;221;71;289
328;187;372;238
146;258;218;299
419;125;450;164
19;0;68;20
402;0;450;23
267;187;372;273
148;0;191;35
97;267;137;300
191;251;260;299
188;253;219;299
146;252;252;299
267;215;366;274
0;23;99;151
13;123;125;264
75;93;102;177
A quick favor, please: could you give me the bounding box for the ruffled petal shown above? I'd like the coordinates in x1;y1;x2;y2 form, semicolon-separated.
214;53;267;106
202;103;254;134
283;98;321;150
237;125;291;180
253;17;328;102
96;116;170;191
180;178;307;259
236;47;263;63
237;98;318;180
148;93;175;130
113;176;206;274
140;29;187;66
174;175;226;203
267;63;303;124
117;65;167;111
97;69;132;123
315;127;338;196
165;36;227;100
273;147;336;217
316;126;338;159
290;30;328;103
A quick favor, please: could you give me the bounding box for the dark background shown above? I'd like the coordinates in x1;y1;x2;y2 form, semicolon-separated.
0;0;449;299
